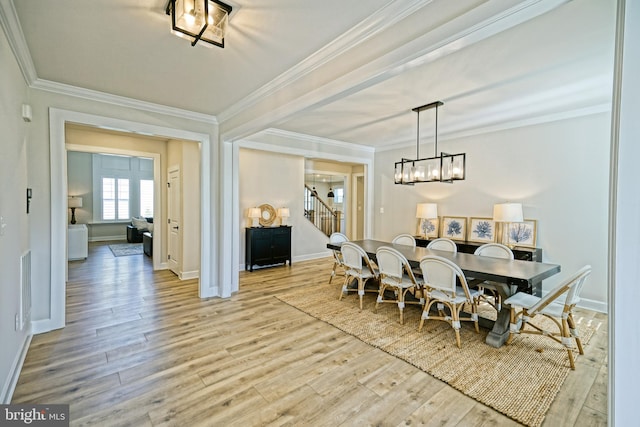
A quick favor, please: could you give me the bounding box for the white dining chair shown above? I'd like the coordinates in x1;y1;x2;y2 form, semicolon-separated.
419;255;481;348
471;243;514;311
339;242;379;310
375;246;423;324
426;238;457;253
504;265;592;369
328;232;349;284
392;233;416;248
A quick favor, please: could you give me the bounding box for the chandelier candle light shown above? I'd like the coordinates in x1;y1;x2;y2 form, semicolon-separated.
394;101;466;185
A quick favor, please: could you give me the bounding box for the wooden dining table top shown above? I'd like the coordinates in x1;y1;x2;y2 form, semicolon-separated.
327;239;561;287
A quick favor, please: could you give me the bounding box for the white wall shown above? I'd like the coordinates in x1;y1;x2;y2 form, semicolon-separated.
239;148;330;269
374;113;610;310
0;23;31;402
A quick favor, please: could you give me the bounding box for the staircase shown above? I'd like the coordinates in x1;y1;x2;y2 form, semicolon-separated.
304;184;341;237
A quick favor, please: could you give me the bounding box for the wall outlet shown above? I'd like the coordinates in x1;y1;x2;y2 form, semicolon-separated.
379;207;384;214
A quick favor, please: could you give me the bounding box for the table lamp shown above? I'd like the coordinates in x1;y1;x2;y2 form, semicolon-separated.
68;196;83;224
416;203;438;238
277;207;290;226
493;202;523;247
248;207;261;227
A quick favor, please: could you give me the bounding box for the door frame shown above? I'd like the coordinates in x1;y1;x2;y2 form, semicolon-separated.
45;108;212;334
167;166;181;275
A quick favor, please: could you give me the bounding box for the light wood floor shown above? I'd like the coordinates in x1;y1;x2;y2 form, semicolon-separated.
12;241;608;426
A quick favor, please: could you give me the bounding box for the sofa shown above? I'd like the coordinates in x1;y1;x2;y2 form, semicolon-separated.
127;217;153;243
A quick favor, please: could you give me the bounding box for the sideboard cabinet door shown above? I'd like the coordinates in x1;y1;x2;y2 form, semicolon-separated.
245;226;292;272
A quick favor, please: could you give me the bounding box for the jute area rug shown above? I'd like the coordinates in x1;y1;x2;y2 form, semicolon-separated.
108;243;143;257
276;283;595;427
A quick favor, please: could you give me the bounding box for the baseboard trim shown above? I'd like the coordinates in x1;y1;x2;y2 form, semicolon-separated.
239;251;331;272
540;291;607;314
179;270;199;280
1;333;32;404
292;251;332;263
89;235;127;242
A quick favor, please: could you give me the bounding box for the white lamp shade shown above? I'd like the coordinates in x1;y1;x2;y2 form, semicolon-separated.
68;196;83;208
493;203;523;222
416;203;437;219
277;208;290;218
248;207;261;218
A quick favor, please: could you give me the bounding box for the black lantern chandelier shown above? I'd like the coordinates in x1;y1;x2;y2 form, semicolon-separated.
166;0;232;48
394;101;466;185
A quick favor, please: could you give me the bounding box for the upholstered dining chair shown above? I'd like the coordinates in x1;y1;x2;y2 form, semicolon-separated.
328;232;349;284
392;233;416;247
504;265;592;369
471;243;514;311
339;242;379;310
426;238;457;253
375;246;423;324
419;255;481;348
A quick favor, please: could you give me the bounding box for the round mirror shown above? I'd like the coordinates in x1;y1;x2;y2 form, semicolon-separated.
258;204;276;226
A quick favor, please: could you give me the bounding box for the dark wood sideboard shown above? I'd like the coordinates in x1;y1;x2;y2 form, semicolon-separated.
414;237;542;262
245;226;292;272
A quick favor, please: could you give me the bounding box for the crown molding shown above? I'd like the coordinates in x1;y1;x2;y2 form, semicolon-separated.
31;79;218;124
220;0;573;143
261;128;375;153
0;0;37;85
217;0;433;123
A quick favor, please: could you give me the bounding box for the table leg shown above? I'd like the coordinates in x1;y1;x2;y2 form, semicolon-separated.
478;282;512;348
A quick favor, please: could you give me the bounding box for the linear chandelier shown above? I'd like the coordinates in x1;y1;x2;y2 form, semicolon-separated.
166;0;232;48
394;101;466;185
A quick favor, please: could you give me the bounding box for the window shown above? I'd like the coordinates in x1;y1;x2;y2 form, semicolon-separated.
92;154;154;222
334;188;344;204
102;177;130;220
140;180;154;217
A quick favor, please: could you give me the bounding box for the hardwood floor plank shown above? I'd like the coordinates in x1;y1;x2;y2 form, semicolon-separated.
11;242;608;426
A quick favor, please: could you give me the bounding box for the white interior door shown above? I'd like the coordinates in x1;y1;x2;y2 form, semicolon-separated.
167;168;181;275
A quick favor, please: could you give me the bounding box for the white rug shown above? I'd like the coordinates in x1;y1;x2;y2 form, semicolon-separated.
108;243;143;257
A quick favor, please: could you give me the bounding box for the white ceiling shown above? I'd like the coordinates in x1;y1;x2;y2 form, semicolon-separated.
7;0;616;150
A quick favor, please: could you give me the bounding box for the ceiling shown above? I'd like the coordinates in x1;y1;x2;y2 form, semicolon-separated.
7;0;616;150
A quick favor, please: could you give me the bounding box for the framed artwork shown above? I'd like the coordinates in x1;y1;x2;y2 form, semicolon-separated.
467;217;497;243
506;219;537;248
441;216;467;241
417;217;439;239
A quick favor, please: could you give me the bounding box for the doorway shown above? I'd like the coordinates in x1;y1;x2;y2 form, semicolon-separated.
167;167;181;276
45;108;213;334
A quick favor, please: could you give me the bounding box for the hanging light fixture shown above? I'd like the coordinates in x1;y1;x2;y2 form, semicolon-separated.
394;101;466;185
166;0;232;48
327;176;335;199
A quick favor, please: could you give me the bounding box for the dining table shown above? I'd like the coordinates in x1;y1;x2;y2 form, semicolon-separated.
327;239;561;347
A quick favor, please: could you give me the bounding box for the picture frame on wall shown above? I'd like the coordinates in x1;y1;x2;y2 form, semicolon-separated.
506;219;537;248
417;217;439;239
467;217;497;243
441;216;467;241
